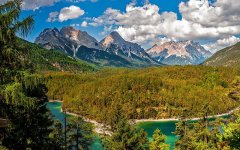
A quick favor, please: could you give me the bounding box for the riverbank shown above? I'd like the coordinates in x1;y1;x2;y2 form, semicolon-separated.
48;100;63;103
49;100;110;135
48;101;239;134
60;108;112;135
134;107;240;123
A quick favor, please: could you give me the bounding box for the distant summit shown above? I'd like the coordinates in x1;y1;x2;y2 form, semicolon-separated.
100;31;158;65
147;40;212;65
35;26;103;54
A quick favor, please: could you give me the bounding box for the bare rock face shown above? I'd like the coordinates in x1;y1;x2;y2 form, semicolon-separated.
35;27;160;67
147;41;212;65
100;31;158;64
60;26;104;50
35;27;103;57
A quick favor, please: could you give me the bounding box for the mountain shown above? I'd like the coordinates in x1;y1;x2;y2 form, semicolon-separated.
203;42;240;67
17;38;95;72
35;27;160;67
35;27;103;57
100;31;159;65
147;41;212;65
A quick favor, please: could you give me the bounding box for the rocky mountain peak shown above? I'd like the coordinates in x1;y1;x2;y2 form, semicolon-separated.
100;31;126;47
36;26;104;50
147;40;212;65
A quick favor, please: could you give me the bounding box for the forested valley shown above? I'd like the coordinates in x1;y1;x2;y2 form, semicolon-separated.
46;66;240;123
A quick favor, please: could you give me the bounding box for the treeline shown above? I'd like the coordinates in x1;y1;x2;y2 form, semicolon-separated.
46;66;240;124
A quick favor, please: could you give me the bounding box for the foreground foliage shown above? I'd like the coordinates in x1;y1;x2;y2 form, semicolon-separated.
0;1;94;149
0;0;58;148
174;111;240;150
102;106;149;150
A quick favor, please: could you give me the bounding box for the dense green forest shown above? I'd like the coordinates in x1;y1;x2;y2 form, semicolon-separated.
16;38;95;73
46;66;240;124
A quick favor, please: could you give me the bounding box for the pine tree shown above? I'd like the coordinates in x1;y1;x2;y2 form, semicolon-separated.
150;129;169;150
219;113;240;149
103;106;149;150
67;116;94;150
0;0;57;148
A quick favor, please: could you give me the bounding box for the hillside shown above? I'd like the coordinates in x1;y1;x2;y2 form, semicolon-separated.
16;38;95;73
45;66;240;123
204;42;240;67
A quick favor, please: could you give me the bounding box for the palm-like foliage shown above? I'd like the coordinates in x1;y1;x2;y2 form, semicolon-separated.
0;0;34;46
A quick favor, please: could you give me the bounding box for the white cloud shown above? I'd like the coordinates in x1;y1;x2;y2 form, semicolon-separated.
59;5;85;22
0;0;59;10
179;0;240;27
81;21;88;27
90;0;240;48
203;36;240;53
47;11;59;22
47;5;85;22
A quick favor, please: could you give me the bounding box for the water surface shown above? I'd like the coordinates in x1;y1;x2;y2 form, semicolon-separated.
47;102;228;150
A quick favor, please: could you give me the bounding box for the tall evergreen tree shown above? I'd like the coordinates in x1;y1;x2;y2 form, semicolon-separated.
0;0;57;149
150;129;169;150
67;116;94;150
103;105;149;150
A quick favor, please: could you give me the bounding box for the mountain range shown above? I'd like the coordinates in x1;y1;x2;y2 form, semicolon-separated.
35;27;159;67
35;26;214;67
147;41;212;65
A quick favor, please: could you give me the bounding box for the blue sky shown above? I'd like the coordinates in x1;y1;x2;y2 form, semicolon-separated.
20;0;186;42
2;0;240;52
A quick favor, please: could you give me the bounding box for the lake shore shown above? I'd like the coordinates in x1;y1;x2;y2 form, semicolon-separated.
48;100;63;103
134;107;240;123
59;107;112;135
48;101;239;134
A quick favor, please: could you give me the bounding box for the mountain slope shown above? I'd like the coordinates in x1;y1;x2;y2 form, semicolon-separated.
35;27;157;68
100;31;159;66
17;38;95;72
147;41;212;65
203;42;240;67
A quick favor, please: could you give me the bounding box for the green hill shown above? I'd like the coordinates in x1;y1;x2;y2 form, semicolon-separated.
204;42;240;67
16;38;95;73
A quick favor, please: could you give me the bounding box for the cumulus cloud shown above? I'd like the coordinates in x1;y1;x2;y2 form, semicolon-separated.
179;0;240;27
47;11;59;22
90;0;240;51
0;0;59;10
203;36;240;53
47;5;85;22
81;21;88;27
59;5;85;22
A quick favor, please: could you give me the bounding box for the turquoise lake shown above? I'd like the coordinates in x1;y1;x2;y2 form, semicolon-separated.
47;102;228;150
